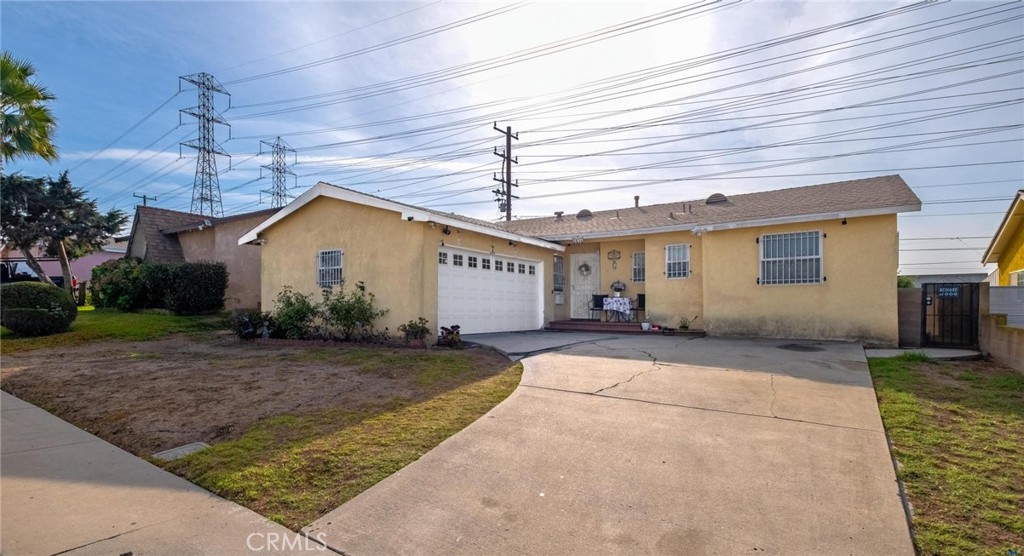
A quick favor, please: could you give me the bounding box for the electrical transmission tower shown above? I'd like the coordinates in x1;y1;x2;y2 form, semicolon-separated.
179;73;230;216
492;122;518;222
259;137;297;208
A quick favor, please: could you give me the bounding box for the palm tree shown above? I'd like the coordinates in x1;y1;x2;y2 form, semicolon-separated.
1;52;57;170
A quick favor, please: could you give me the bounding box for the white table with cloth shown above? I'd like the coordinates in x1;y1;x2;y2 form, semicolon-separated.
603;296;632;322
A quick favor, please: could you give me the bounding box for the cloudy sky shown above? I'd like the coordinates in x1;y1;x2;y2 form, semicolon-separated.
4;1;1022;275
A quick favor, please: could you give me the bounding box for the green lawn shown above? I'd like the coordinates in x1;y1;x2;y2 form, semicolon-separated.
162;361;523;529
869;355;1024;556
0;307;224;355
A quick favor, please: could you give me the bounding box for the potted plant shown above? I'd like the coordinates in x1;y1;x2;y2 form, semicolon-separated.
678;315;699;331
610;280;627;297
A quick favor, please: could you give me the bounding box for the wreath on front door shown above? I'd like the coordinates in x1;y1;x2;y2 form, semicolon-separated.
577;262;592;276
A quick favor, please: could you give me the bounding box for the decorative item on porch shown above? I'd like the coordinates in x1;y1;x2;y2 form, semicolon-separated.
577;262;592;276
641;317;652;331
607;249;621;269
610;279;627;297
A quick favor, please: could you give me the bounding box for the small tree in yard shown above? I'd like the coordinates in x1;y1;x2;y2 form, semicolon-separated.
0;172;127;294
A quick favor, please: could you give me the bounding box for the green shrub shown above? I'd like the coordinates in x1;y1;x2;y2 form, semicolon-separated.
1;282;78;336
138;263;173;309
164;262;228;315
321;281;389;340
90;258;144;311
897;275;915;288
398;317;431;341
272;287;318;339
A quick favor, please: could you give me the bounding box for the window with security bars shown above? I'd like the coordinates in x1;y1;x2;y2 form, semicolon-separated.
665;244;690;278
553;255;565;292
632;252;645;282
317;249;343;288
760;231;822;285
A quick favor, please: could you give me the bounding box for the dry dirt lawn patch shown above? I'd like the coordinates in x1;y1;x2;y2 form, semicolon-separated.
1;333;521;527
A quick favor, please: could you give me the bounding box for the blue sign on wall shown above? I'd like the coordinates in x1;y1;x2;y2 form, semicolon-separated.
936;285;961;298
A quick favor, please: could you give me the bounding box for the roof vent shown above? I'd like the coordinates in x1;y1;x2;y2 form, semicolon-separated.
554;211;564;221
706;193;728;204
576;209;593;221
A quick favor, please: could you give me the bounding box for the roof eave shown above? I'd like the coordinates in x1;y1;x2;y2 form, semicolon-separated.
238;182;564;252
982;191;1024;264
537;203;921;242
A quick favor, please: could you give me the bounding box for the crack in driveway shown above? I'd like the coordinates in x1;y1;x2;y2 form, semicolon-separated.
593;347;662;394
769;375;778;418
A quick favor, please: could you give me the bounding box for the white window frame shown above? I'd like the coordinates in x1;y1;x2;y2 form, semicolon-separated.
553;255;565;292
759;230;823;286
317;249;344;288
453;253;463;267
481;257;491;270
632;251;645;283
495;260;504;272
468;256;478;268
665;244;690;279
438;252;448;265
1011;269;1024;286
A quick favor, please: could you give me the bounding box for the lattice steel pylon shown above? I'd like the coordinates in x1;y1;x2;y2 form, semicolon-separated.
179;73;230;216
260;137;297;208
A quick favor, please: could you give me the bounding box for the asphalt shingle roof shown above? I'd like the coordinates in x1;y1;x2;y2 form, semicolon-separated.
128;206;281;263
500;175;921;239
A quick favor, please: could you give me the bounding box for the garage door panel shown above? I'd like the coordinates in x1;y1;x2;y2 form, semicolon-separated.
438;248;542;334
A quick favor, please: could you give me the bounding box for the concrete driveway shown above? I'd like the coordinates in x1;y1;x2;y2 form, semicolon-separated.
305;335;913;555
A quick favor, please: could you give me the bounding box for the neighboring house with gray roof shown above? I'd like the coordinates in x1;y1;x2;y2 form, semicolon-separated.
126;206;279;309
242;175;920;344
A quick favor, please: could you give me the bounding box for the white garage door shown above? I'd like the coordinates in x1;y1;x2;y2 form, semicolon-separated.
437;247;543;334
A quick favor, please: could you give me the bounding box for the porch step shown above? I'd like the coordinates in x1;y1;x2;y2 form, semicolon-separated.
545;320;706;336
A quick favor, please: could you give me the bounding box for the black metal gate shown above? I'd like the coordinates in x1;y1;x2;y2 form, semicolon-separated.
921;283;980;349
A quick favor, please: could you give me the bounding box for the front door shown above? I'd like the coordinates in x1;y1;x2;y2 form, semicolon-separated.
921;283;980;349
570;252;600;319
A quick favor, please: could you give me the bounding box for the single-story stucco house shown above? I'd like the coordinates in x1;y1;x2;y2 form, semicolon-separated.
126;205;279;310
241;174;921;344
982;189;1023;286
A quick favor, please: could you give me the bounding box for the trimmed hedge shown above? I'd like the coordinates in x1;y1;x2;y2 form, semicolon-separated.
1;282;78;336
90;258;228;315
165;262;228;315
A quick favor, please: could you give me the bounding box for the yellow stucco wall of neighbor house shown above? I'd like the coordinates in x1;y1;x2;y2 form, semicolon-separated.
178;214;269;310
997;222;1024;286
257;196;558;332
701;214;899;344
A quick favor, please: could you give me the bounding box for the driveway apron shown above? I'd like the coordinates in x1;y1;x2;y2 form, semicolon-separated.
305;336;913;556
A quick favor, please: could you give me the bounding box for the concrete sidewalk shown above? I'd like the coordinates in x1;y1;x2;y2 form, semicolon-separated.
0;391;328;555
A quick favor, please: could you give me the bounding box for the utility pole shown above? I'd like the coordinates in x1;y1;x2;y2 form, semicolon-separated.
259;137;297;208
492;122;518;222
133;193;157;206
179;73;230;217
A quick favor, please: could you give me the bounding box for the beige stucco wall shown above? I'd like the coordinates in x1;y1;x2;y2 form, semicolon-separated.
701;215;899;344
257;197;558;332
997;221;1024;286
178;214;269;310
